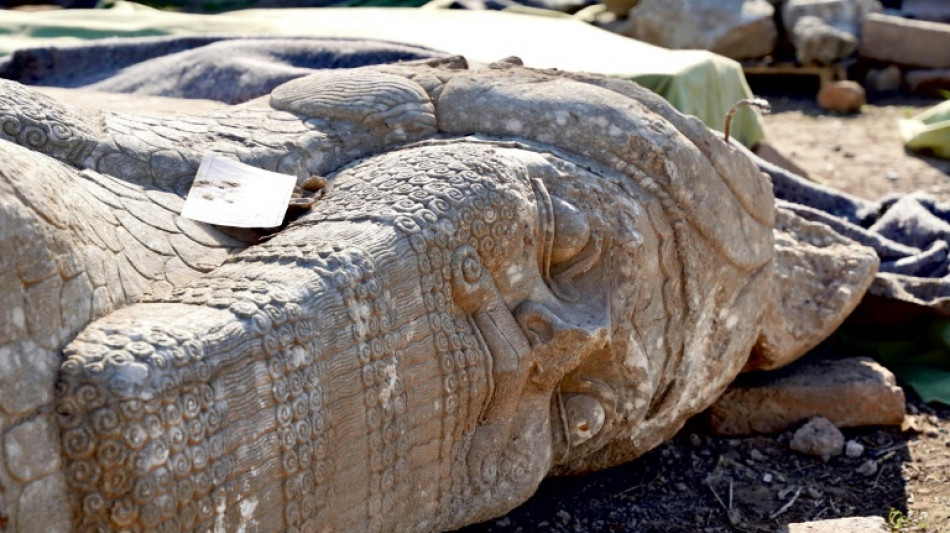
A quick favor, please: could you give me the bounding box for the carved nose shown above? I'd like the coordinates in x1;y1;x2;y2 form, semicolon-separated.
513;300;567;347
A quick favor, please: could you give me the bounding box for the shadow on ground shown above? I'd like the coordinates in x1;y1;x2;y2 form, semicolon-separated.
461;385;950;532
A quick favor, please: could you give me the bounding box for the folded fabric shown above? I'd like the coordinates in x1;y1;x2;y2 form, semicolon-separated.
0;3;765;146
900;99;950;160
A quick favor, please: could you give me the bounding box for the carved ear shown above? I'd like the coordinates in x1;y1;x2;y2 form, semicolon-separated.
747;208;879;371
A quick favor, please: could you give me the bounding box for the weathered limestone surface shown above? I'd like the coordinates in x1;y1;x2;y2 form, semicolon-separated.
620;0;777;60
747;209;877;371
711;357;905;435
0;57;878;531
861;13;950;68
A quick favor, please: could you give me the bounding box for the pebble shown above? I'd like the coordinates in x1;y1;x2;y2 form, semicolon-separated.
790;417;845;460
856;459;878;476
845;440;865;458
675;482;688;492
495;517;511;527
886;170;900;181
689;433;703;447
762;473;773;483
750;449;767;461
557;510;571;522
301;175;328;191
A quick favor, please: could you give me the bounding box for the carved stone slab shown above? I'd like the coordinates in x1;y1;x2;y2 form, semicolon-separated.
0;57;871;532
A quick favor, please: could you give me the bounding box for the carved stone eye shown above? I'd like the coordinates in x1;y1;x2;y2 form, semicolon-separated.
550;196;590;265
563;393;605;445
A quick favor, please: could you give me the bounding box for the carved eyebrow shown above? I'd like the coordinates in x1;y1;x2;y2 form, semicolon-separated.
530;176;555;290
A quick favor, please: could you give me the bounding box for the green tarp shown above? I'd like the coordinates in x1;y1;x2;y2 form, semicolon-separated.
900;99;950;159
841;318;950;405
0;1;765;146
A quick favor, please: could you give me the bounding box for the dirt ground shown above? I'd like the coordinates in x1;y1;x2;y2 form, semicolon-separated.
462;94;950;532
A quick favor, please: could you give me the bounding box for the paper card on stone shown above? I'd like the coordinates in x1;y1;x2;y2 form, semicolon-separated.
181;154;296;228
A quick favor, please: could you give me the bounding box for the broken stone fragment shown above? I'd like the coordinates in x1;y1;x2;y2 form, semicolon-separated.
710;357;906;435
789;416;845;460
783;0;882;65
746;208;877;371
619;0;777;60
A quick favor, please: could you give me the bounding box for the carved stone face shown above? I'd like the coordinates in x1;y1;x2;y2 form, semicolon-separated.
304;139;685;506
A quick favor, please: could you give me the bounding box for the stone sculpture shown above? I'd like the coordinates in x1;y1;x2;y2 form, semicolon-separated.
0;57;873;532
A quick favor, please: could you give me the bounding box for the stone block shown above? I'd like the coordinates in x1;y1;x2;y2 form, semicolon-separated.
905;69;950;97
861;13;950;68
746;209;877;371
17;473;71;533
710;356;905;435
787;516;889;532
4;414;61;483
621;0;777;60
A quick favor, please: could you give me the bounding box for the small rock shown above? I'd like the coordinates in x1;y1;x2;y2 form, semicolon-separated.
790;417;845;460
865;65;902;93
806;486;823;498
557;510;571;522
762;472;773;483
675;482;689;492
885;170;899;181
845;440;865;458
856;459;878;476
750;449;767;461
817;81;866;113
495;517;511;527
908;404;918;415
689;433;703;447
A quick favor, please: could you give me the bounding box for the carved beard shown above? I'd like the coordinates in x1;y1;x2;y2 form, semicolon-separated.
299;141;555;525
57;141;557;532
